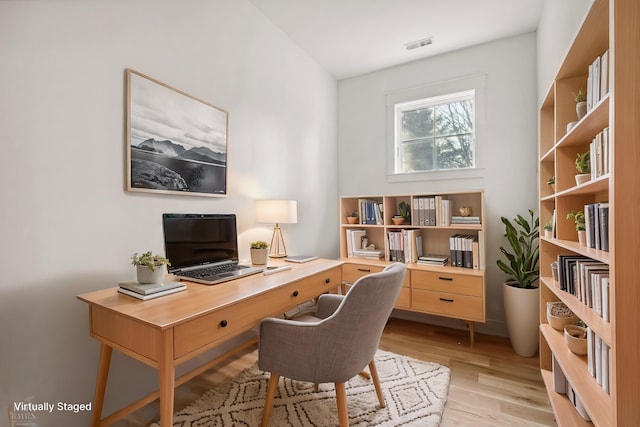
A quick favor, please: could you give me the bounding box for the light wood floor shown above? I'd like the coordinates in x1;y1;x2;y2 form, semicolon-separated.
116;318;556;426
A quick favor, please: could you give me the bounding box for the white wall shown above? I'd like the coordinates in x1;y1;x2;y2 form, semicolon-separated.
537;0;594;104
338;33;539;336
0;1;337;425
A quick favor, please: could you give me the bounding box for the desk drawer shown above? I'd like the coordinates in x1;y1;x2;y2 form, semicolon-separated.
412;289;483;321
412;270;482;296
395;287;411;309
173;267;341;360
343;263;410;287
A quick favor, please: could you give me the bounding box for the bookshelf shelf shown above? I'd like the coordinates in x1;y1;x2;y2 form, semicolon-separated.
538;0;640;425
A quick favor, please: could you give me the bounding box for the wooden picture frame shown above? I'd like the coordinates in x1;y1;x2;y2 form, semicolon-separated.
125;68;228;197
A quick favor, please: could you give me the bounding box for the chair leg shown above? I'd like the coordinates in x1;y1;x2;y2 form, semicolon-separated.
335;382;349;427
368;360;385;408
261;373;280;427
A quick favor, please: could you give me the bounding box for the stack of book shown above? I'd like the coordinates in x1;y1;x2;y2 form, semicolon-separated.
417;254;449;266
450;216;481;225
118;281;187;300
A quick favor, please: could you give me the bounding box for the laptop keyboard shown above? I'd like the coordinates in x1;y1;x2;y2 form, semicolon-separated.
180;263;236;279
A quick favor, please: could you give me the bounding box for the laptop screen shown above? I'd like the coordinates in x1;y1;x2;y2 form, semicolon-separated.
162;213;239;272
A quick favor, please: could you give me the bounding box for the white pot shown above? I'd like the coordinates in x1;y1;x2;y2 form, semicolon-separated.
576;101;587;120
575;173;590;185
250;248;268;265
136;265;165;284
578;230;587;246
503;281;539;357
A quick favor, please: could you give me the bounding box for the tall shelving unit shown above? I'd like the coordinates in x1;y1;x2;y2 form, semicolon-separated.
538;0;640;425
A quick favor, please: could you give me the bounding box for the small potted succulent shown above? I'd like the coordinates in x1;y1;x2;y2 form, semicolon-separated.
346;210;359;224
575;151;591;185
392;201;410;225
131;251;170;284
566;210;586;246
574;88;587;120
543;217;553;238
250;240;269;265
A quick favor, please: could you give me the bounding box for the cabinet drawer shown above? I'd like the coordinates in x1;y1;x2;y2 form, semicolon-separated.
412;270;483;296
412;289;484;321
343;263;410;287
395;287;411;309
174;267;341;359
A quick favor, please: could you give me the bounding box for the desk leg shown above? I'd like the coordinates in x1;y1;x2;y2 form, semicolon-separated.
158;330;175;427
91;343;113;427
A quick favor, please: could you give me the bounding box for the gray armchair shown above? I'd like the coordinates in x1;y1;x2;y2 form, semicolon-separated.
258;262;407;427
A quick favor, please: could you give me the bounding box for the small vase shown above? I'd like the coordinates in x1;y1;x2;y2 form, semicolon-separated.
346;216;358;224
137;265;165;284
576;101;587;120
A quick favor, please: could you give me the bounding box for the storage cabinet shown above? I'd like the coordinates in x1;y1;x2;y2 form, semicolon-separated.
538;0;640;425
339;191;486;344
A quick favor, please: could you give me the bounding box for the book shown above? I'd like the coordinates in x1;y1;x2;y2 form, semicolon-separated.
118;280;185;295
118;285;186;300
284;255;318;263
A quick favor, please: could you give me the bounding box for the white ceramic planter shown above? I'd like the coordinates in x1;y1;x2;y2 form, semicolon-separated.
137;265;165;284
503;282;539;357
250;248;268;265
575;173;590;185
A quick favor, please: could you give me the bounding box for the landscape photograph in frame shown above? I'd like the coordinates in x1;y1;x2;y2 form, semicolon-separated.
126;69;228;197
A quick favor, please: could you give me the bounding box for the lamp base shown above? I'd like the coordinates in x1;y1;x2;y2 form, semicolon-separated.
268;224;288;258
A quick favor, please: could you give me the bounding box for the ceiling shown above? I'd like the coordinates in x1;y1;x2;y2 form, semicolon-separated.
248;0;545;80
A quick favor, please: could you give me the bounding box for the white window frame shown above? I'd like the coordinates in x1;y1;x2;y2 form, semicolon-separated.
386;74;486;183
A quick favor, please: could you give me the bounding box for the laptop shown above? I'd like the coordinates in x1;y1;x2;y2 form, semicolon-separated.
162;213;263;285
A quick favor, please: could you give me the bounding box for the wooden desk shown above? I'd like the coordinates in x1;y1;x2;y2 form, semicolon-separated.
77;258;342;427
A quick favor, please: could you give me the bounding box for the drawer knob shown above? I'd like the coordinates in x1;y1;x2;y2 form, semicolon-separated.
439;298;454;303
438;276;453;281
292;290;299;297
325;277;331;283
219;320;228;328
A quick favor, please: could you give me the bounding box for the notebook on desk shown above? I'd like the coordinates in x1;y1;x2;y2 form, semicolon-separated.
162;213;263;285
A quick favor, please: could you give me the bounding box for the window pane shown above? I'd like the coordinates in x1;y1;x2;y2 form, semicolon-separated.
434;100;472;136
401;108;433;140
400;139;433;172
436;134;473;169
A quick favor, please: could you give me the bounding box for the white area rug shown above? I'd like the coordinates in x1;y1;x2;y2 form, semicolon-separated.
150;350;450;426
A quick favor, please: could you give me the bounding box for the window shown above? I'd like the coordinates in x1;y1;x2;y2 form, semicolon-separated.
394;90;475;174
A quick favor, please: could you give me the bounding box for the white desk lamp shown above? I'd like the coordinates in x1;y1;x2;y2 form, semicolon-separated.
256;200;297;258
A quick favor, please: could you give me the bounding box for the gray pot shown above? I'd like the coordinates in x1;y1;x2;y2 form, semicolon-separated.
250;248;268;265
136;265;166;284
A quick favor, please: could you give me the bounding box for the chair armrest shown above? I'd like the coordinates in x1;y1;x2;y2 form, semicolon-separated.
316;294;344;319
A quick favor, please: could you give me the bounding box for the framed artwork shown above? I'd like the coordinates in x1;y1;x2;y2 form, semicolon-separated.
126;68;228;197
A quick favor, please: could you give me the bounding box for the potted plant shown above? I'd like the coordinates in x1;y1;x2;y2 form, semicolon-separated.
496;209;540;357
547;176;555;193
250;240;269;265
131;251;170;284
346;210;359;224
543;217;553;238
574;88;587;120
566;210;586;246
392;201;410;225
575;151;591;185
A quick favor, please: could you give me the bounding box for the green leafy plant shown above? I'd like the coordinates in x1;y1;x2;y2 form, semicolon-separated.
573;89;586;103
496;210;540;289
131;251;170;271
566;210;586;231
397;201;410;218
575;151;591;174
547;176;555;185
544;217;553;231
347;210;358;218
250;240;268;249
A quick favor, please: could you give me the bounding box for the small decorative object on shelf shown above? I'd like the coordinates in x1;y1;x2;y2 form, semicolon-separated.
346;210;359;224
392;201;410;225
574;151;591;185
131;251;171;284
547;176;555;193
564;324;588;355
546;302;578;331
566;210;586;246
574;88;587;120
250;240;269;265
458;206;472;217
543;217;553;238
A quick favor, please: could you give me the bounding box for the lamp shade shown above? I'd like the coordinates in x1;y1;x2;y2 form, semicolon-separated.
255;200;298;224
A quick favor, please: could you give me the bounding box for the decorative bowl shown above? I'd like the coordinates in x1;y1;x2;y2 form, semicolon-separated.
547;302;577;331
392;217;405;225
564;325;588;355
